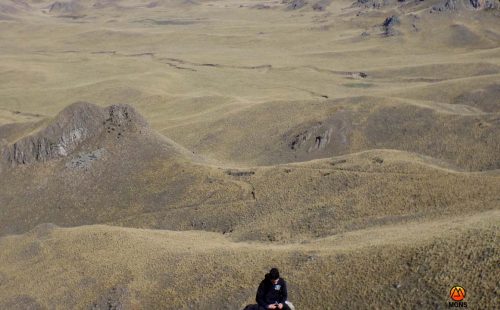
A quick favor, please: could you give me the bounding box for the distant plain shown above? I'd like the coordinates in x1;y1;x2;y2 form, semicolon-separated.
0;0;499;308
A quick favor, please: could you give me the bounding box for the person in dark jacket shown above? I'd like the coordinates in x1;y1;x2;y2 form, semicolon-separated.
256;268;292;310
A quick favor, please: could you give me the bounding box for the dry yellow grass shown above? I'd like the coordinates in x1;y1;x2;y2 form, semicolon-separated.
0;0;499;309
0;210;498;309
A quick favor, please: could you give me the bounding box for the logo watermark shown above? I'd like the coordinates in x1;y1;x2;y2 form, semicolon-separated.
449;286;467;308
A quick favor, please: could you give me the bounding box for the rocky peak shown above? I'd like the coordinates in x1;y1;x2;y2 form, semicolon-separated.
1;102;147;166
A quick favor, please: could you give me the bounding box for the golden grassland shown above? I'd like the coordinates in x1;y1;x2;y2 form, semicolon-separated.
0;0;499;308
0;210;498;309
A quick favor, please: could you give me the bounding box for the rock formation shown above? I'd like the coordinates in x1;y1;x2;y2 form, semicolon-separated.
1;102;147;166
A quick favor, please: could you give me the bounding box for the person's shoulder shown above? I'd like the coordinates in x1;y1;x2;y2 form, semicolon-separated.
279;278;287;285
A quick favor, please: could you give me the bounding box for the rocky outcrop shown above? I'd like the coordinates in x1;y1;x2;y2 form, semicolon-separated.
382;15;400;36
353;0;499;11
432;0;458;11
47;0;85;17
2;102;147;166
432;0;500;11
285;110;352;157
283;0;308;10
282;0;334;10
354;0;395;9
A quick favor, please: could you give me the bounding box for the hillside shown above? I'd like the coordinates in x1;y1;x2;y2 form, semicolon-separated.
0;0;498;308
0;210;498;309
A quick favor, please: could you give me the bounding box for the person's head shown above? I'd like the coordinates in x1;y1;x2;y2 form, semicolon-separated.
269;268;280;284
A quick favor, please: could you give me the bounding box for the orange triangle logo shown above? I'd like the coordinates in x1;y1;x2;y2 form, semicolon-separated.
450;286;465;301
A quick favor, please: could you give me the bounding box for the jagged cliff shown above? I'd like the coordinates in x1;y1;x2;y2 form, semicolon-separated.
1;102;147;166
